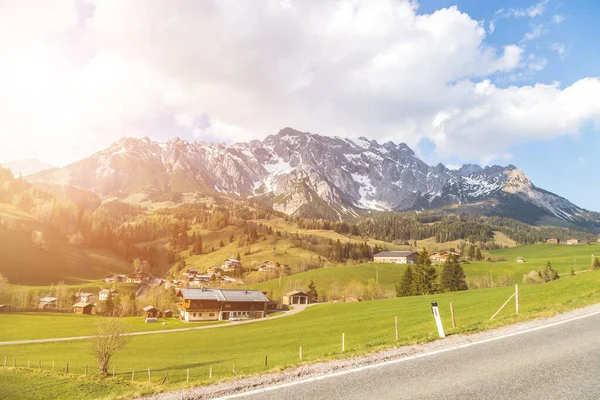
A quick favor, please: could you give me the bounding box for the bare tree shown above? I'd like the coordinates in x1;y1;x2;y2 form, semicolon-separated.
89;318;129;376
0;273;8;297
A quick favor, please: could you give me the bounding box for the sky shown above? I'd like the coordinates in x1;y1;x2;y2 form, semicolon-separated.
0;0;599;210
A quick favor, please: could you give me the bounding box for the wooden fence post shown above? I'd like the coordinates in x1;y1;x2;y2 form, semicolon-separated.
232;363;235;373
148;367;151;382
38;361;41;369
52;360;55;372
186;368;190;383
515;284;519;314
450;302;456;329
299;345;302;360
27;359;30;368
264;355;268;368
13;357;16;367
395;317;399;341
65;363;69;374
112;366;115;378
3;357;6;367
342;333;345;352
132;370;135;382
209;367;212;379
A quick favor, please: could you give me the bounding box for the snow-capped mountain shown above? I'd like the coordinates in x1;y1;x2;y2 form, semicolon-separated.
28;128;596;225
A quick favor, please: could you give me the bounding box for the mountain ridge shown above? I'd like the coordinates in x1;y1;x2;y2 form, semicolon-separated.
28;128;598;227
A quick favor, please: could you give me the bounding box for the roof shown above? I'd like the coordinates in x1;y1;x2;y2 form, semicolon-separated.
72;302;92;308
164;309;172;313
178;288;269;302
285;291;308;297
77;292;93;297
99;289;110;294
39;297;57;302
143;305;159;311
373;251;418;258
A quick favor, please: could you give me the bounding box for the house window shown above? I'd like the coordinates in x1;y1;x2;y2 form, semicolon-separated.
193;313;196;317
209;312;215;317
198;313;202;317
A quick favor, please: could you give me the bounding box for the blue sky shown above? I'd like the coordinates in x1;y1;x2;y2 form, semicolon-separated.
415;0;600;210
0;0;598;210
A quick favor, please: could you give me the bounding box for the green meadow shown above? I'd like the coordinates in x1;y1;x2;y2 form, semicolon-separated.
3;267;600;399
0;313;225;342
250;244;600;299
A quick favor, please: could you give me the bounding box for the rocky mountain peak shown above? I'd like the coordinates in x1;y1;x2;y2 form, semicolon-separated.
27;128;594;226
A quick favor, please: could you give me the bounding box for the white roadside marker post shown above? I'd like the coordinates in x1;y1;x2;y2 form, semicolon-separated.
431;301;446;339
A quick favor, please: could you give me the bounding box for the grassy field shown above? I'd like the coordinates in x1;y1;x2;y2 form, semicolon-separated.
3;269;600;399
247;243;600;300
0;204;130;285
0;313;226;342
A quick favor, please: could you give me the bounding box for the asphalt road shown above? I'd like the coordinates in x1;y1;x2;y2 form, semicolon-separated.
227;312;600;400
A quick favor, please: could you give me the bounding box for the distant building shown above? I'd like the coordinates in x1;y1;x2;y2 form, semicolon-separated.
177;288;269;322
73;291;95;304
143;305;160;318
373;251;419;264
283;291;310;305
163;309;173;318
39;297;57;310
126;273;146;284
0;305;9;312
565;239;580;245
105;274;125;283
430;251;460;263
546;238;559;244
517;257;525;263
98;289;117;302
72;302;94;315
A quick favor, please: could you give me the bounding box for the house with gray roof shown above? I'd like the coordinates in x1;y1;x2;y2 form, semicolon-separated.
177;288;270;322
373;251;419;264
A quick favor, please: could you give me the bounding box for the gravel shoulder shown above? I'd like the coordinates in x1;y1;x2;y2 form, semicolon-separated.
141;301;600;400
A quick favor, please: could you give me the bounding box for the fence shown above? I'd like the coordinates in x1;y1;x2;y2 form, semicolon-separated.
0;291;523;388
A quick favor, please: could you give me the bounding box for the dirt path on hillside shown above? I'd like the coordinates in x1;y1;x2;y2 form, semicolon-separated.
0;304;315;346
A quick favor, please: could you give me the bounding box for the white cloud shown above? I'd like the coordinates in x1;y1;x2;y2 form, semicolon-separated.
551;42;568;59
521;24;546;42
0;0;598;166
489;21;495;34
552;14;565;24
507;0;549;18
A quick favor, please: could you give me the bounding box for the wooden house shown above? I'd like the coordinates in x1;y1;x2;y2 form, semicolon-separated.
98;289;117;302
177;288;270;322
163;309;173;318
39;297;57;310
143;305;159;318
0;305;8;312
373;251;419;264
546;238;559;244
565;239;580;245
72;302;94;315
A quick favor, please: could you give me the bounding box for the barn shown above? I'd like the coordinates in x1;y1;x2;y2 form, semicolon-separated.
283;291;310;305
72;302;94;315
373;251;419;264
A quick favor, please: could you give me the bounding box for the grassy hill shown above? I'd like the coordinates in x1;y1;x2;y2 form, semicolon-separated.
3;270;600;399
247;244;600;301
0;204;130;285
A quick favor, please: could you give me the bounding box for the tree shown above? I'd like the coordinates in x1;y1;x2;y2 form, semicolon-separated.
192;235;203;255
467;245;476;260
541;261;559;282
395;266;414;297
475;247;483;261
413;249;438;295
307;279;318;302
219;239;225;248
0;273;7;297
593;257;600;270
89;318;129;376
236;252;241;261
441;255;468;292
229;233;235;243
